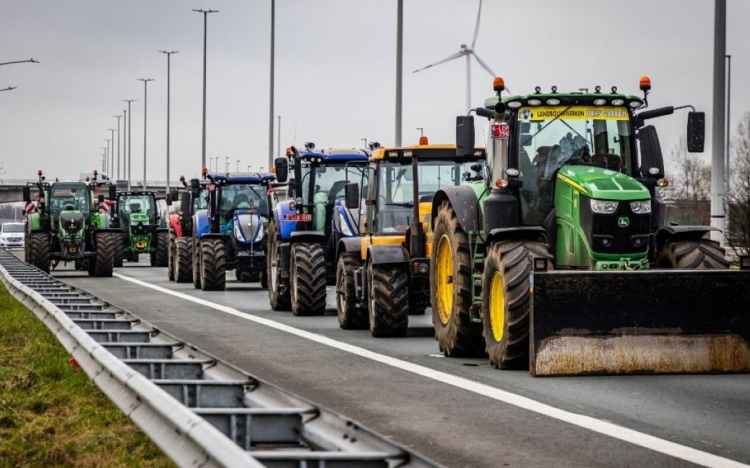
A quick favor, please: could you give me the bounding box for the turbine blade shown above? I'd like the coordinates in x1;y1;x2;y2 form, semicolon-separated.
413;50;465;73
471;51;495;77
471;0;483;49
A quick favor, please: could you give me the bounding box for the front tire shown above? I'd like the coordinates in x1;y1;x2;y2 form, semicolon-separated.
481;240;553;369
368;262;409;337
656;238;730;269
192;234;202;289
267;219;291;311
167;232;176;281
174;237;193;283
430;200;483;357
200;238;226;291
290;242;327;316
155;231;168;267
93;232;117;277
27;232;50;273
336;253;367;329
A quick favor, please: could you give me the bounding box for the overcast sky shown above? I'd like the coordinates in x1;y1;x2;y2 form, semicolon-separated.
0;0;748;181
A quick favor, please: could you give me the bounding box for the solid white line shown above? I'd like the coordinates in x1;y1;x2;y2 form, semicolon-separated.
114;272;747;468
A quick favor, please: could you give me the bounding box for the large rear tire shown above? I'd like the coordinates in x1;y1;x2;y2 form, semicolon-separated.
290;242;327;316
481;240;553;369
174;237;193;283
267;219;291;311
260;270;268;289
430;200;483;357
368;262;409;337
93;232;116;277
235;269;259;282
155;231;169;267
336;253;368;329
656;238;730;269
113;235;124;268
27;232;50;273
200;238;226;291
167;232;176;281
192;234;202;289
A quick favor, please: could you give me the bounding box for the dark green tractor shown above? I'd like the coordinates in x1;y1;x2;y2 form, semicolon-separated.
110;191;168;267
23;170;120;276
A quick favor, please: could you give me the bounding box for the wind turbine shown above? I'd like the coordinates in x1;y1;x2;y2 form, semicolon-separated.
413;0;499;112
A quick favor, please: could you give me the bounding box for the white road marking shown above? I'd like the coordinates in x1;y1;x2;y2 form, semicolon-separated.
114;272;747;468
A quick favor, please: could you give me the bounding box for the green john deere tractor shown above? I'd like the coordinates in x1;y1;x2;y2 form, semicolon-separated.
110;191;168;267
23;171;120;276
430;77;750;376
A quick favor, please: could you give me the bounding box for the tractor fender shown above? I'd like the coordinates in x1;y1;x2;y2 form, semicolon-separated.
193;209;210;239
486;226;547;246
290;231;325;244
336;236;362;260
169;214;182;238
367;244;409;266
431;186;480;232
198;233;225;242
654;226;719;251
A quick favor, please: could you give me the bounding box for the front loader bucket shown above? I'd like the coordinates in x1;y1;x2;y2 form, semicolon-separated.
529;269;750;376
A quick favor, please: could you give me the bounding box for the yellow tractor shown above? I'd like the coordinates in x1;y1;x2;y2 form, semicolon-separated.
335;141;487;337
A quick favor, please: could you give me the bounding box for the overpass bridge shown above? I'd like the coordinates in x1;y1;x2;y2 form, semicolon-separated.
0;179;182;204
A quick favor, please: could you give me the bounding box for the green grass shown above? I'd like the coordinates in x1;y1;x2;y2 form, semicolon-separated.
0;282;173;467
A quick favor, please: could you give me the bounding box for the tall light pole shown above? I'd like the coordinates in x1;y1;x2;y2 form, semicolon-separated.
710;0;726;245
102;148;108;172
209;157;214;172
193;9;219;171
268;0;275;170
725;53;732;246
122;108;127;179
277;115;281;159
114;116;122;180
137;78;155;187
395;0;403;146
108;129;116;176
225;156;229;172
159;50;179;192
236;159;240;172
103;142;110;174
361;138;367;149
123;99;136;188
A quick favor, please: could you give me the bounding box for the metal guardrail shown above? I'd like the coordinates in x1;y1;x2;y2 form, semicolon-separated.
0;249;438;468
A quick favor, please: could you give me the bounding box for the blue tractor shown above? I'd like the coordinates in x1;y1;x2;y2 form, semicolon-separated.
192;172;275;291
268;144;369;315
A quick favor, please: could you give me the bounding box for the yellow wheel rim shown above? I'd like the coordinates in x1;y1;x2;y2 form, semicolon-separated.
436;234;454;325
489;271;506;342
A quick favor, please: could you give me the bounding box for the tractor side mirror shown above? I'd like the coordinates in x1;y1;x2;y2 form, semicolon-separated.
108;185;117;200
456;116;475;157
274;158;289;183
181;192;191;215
190;178;200;189
167;190;178;206
638;125;664;179
98;194;105;204
345;182;360;209
22;186;31;203
687;112;705;153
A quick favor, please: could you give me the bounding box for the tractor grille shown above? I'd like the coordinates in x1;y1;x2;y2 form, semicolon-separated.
580;195;650;255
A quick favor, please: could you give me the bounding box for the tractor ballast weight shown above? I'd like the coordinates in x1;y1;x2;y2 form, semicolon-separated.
23;170;120;277
336;144;488;336
192;172;275;291
267;146;369;316
430;77;750;375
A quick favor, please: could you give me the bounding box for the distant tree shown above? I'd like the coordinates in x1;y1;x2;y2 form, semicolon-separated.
728;112;750;253
667;136;711;201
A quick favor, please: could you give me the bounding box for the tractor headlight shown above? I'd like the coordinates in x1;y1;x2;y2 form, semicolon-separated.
233;222;245;241
254;224;264;242
629;200;652;214
338;212;353;236
590;199;619;214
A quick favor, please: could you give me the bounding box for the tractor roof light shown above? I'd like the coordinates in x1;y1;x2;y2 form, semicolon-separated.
657;178;669;187
202;167;208;177
493;76;505;93
546;98;561;105
507;101;522;109
629;100;642;109
528;99;542;106
495;179;509;189
419;136;429;145
611;98;625;106
593;98;607;106
640;76;652;92
505;168;519;177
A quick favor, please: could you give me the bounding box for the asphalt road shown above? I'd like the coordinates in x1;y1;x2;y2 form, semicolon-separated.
22;252;750;468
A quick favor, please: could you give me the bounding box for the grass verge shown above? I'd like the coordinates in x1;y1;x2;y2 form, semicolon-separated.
0;281;173;467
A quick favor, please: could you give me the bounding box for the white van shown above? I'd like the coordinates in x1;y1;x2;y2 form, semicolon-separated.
0;222;25;248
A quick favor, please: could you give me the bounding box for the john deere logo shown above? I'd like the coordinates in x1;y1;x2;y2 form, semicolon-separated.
618;217;630;228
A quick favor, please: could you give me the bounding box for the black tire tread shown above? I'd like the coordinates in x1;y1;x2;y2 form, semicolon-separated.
336;253;368;329
174;237;192;283
94;231;116;277
369;263;409;337
200;238;226;291
27;232;50;273
658;238;730;269
291;242;327;316
267;218;291;310
155;231;168;267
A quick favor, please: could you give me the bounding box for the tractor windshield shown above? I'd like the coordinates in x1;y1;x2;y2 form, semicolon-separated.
119;194;156;224
516;105;633;225
219;184;269;222
374;158;484;234
300;162;366;206
50;183;89;228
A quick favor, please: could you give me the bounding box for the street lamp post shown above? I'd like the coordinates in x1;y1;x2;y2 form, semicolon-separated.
209;157;214;172
277;115;281;159
159;50;179;193
361;138;367;149
710;0;727;244
247;165;252;172
108;128;116;178
725;53;732;246
102;148;108;172
193;9;219;171
225;157;229;172
122;108;127;179
137;78;155;187
416;127;424;138
123;99;136;188
268;0;275;171
115;115;122;180
103;141;110;174
395;0;403;146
